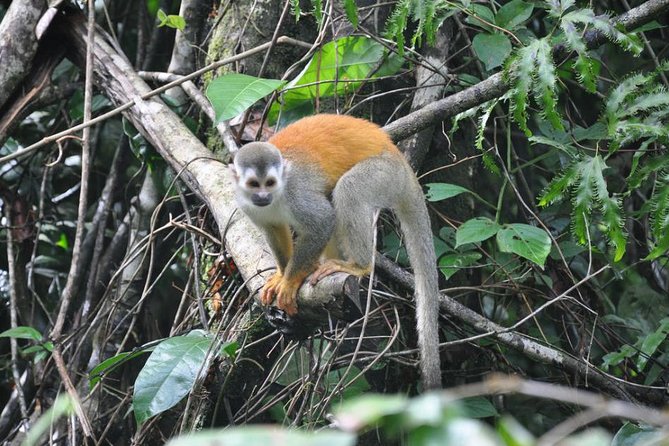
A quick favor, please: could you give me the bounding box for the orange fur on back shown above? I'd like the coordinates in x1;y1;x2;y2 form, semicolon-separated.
268;114;401;190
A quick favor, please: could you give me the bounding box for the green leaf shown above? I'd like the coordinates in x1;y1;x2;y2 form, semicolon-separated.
344;0;358;28
460;397;499;418
156;9;186;31
538;160;579;207
133;332;214;424
495;0;533;30
472;33;512;71
336;394;407;431
21;395;73;446
89;349;152;389
165;427;356;446
438;253;482;280
497;224;551;268
206;73;285;123
497;416;535;446
271;37;400;124
0;326;43;341
612;423;669;446
465;4;495;33
590;156;626;261
221;341;239;359
601;344;636;369
636;318;669;371
533;39;562;130
425;183;471;202
290;0;301;20
312;0;323;27
456;217;501;247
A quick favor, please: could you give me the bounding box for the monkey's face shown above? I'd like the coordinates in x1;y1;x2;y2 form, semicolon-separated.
239;166;283;207
230;143;286;209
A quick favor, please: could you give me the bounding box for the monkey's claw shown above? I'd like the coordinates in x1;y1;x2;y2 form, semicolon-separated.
261;272;301;316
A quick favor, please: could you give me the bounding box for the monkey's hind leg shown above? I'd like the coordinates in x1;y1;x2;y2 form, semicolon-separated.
311;154;399;283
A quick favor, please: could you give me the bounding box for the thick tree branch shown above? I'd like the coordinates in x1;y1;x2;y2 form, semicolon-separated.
55;12;356;323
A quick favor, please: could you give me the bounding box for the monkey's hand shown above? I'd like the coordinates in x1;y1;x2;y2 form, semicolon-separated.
309;260;372;285
261;272;306;316
260;272;283;306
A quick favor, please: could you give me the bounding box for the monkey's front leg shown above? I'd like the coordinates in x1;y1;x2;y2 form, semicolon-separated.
261;194;335;315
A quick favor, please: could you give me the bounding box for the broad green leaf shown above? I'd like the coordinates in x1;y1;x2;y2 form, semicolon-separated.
438;253;482;279
497;224;551;268
601;344;636;369
472;33;512;71
165;427;356;446
425;183;471;201
495;0;533;30
271;37;400;124
133;333;214;424
336;394;407;431
612;423;669;446
456;217;501;247
497;416;535;446
206;73;285;123
0;326;42;341
21;395;73;446
460;397;498;418
636;318;669;371
465;4;495;33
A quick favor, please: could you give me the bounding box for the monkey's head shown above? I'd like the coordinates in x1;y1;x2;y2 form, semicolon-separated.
230;142;287;208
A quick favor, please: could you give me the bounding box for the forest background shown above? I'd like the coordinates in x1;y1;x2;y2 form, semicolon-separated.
0;0;668;444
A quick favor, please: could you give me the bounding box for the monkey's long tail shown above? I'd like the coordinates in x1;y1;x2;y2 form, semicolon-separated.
396;169;442;390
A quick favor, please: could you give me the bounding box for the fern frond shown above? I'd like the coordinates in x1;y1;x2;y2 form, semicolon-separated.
312;0;323;27
538;160;579;207
385;0;409;54
533;39;562;130
290;0;301;21
573;55;597;92
475;100;496;151
344;0;359;28
562;8;642;55
627;155;669;190
571;158;597;244
588;14;643;55
384;0;452;53
591;156;626;261
626;92;669;116
507;41;540;136
647;176;669;260
547;0;575;18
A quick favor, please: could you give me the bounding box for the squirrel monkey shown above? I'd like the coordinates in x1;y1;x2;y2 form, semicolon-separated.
230;114;441;388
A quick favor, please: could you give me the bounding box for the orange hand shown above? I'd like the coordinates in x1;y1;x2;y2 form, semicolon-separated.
260;272;284;306
261;272;306;316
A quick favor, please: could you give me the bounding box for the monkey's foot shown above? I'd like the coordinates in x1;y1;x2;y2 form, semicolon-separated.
309;260;372;285
261;272;306;316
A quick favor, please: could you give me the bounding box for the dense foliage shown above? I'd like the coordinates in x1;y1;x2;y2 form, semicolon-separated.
0;0;667;444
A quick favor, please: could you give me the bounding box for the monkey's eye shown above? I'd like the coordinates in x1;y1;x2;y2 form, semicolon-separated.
266;178;276;187
247;180;260;188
